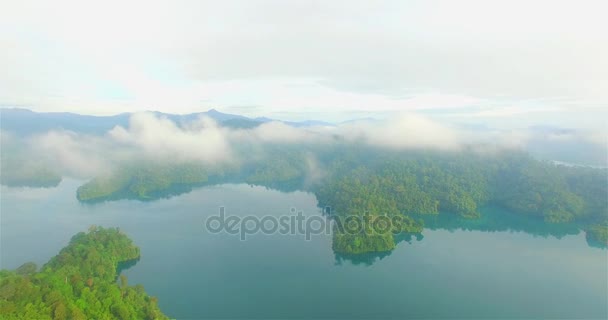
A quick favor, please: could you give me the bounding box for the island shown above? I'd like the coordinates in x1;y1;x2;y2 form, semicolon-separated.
3;138;607;255
0;226;168;319
76;162;211;202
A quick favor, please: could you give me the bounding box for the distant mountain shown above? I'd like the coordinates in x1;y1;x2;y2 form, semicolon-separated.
285;119;334;127
338;117;380;125
0;108;334;135
0;108;131;135
205;108;251;122
221;118;266;129
525;125;607;167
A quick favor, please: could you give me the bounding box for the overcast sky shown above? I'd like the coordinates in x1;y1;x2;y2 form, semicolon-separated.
1;0;606;129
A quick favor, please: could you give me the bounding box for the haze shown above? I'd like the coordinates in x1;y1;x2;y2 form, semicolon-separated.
1;0;606;131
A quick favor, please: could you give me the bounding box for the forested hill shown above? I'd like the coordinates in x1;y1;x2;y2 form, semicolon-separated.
312;148;608;253
68;145;608;254
0;226;168;319
1;124;606;255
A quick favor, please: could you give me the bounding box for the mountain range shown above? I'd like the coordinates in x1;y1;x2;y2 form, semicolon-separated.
0;108;335;135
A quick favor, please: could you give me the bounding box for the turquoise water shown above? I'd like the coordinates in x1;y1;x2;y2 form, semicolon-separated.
1;179;607;319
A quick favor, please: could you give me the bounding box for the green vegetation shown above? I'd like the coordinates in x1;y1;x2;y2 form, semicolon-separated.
245;156;304;185
0;159;61;188
330;150;604;222
0;226;168;319
315;166;425;253
0;134;62;188
491;154;586;223
332;214;423;254
77;162;209;202
241;145;308;185
313;148;607;253
586;223;608;247
71;144;607;254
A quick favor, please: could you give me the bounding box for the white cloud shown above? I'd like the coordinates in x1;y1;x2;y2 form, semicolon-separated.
0;0;606;129
334;114;463;151
27;131;113;178
108;113;233;163
247;121;321;144
3;110;606;180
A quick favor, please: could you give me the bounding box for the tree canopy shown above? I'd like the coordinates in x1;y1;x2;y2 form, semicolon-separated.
0;226;168;320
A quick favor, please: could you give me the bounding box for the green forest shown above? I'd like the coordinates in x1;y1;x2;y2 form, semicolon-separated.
0;158;61;188
0;143;606;319
77;162;211;202
0;227;168;319
4;142;607;255
313;148;607;253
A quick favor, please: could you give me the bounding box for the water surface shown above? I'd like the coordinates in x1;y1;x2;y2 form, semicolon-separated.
1;179;606;319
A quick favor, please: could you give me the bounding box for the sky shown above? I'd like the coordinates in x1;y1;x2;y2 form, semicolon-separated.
0;0;607;129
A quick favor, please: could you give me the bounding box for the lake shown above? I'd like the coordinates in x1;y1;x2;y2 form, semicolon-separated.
1;179;606;319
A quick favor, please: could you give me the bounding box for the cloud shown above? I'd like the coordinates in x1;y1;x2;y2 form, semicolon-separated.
26;131;113;178
240;121;325;144
2;113;236;179
4;113;462;179
333;114;463;151
2;110;606;182
0;0;606;132
107;113;233;163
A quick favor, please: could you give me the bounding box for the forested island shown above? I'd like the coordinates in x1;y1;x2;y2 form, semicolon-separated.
2;138;607;254
76;163;211;202
0;226;168;319
67;145;608;254
314;150;605;252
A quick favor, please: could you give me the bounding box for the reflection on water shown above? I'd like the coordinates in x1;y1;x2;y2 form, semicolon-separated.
116;257;140;276
335;233;424;266
1;180;606;319
75;172;606;254
331;205;607;265
420;206;608;250
421;206;581;239
78;172;306;204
